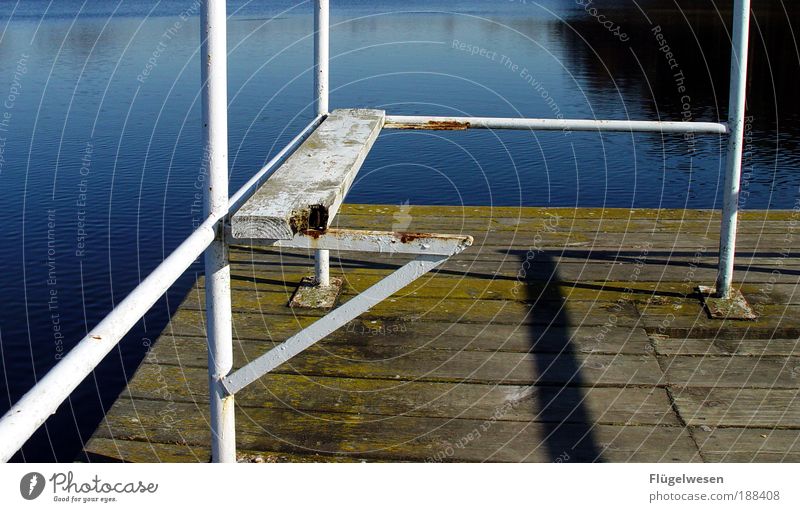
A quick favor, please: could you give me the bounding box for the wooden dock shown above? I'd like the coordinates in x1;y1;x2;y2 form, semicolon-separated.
81;205;800;462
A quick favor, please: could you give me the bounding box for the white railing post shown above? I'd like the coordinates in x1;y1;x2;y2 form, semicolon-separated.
201;0;235;463
716;0;751;298
314;0;331;287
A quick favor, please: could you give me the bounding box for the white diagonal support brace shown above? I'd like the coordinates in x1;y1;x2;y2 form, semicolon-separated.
221;253;449;395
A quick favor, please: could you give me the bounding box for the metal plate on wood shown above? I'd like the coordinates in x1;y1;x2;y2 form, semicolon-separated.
698;285;757;320
288;276;343;310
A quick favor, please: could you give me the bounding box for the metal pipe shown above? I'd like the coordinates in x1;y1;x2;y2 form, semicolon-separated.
314;0;329;117
0;217;218;463
201;0;235;463
314;0;331;287
716;0;751;298
314;250;331;286
384;115;728;134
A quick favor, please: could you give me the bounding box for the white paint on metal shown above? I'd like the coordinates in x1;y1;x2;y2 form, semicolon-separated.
230;109;386;240
716;0;751;298
314;0;329;117
314;249;331;286
201;0;235;463
222;254;449;395
384;115;728;134
230;228;474;256
314;0;331;287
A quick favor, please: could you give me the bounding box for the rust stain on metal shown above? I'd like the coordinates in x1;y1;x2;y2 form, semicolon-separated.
398;232;436;243
302;229;326;239
388;120;471;130
91;335;102;340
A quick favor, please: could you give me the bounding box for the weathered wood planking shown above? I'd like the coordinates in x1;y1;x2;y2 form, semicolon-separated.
83;205;800;463
231;109;385;239
90;400;700;462
162;316;654;354
122;365;680;426
671;388;800;428
127;336;665;386
692;428;800;462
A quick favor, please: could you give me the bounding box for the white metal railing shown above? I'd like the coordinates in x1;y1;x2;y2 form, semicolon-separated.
0;0;751;462
384;115;728;134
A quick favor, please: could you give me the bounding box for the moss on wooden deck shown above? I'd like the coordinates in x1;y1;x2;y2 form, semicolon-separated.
81;205;800;463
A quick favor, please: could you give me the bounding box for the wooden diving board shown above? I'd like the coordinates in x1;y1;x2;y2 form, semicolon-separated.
231;109;385;239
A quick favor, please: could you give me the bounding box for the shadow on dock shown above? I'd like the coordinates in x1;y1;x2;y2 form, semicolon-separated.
76;205;800;462
518;251;603;463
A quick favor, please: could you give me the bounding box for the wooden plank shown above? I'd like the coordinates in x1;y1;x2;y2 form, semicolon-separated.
164;312;652;355
227;254;800;284
653;337;800;356
228;253;800;284
640;303;800;338
81;438;210;463
81;438;364;463
177;287;643;327
177;274;647;325
692;427;800;462
231;109;385;239
661;355;800;388
124;364;679;426
214;268;800;307
230;245;800;268
141;337;665;386
207;271;800;313
671;388;800;428
336;204;797;222
93;400;699;462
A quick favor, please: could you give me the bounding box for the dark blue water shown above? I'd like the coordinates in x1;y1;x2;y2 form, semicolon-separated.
0;0;798;461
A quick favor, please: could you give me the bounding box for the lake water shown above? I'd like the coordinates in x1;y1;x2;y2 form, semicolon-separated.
0;0;798;460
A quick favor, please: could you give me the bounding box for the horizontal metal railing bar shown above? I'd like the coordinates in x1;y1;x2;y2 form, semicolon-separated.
0;117;320;462
384;115;729;134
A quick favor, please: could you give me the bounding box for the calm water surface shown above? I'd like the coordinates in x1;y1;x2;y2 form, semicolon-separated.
0;0;797;460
